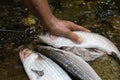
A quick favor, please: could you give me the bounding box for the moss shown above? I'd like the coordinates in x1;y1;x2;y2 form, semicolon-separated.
21;15;36;26
89;55;120;80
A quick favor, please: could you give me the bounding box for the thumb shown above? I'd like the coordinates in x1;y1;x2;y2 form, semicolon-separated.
65;30;83;43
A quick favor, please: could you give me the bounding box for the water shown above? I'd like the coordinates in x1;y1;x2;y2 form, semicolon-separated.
0;0;120;80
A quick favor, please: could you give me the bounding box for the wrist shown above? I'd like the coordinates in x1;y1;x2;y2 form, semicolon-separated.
43;15;59;27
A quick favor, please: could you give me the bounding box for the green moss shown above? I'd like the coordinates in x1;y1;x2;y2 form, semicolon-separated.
89;55;120;80
21;15;36;26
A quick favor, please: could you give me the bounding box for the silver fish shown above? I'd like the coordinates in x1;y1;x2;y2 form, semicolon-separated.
37;46;102;80
20;49;72;80
38;31;120;61
63;47;107;61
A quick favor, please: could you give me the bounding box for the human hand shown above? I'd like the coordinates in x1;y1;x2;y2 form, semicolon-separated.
23;0;90;43
45;18;90;43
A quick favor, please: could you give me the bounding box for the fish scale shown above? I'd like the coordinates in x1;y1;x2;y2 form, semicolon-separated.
37;46;102;80
20;49;72;80
38;31;120;61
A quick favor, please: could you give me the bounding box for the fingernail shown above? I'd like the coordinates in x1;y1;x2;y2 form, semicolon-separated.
77;38;82;43
87;30;91;32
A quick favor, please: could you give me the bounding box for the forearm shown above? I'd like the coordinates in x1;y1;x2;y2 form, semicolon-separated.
22;0;90;43
23;0;57;25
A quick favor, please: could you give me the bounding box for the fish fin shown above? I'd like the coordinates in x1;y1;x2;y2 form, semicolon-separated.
110;52;120;64
31;69;44;77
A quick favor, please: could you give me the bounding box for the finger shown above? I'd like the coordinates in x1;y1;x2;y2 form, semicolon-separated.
78;26;91;32
65;30;83;43
69;22;91;32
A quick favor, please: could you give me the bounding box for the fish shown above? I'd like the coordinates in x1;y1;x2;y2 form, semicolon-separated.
62;47;107;61
20;49;72;80
38;31;120;61
36;46;102;80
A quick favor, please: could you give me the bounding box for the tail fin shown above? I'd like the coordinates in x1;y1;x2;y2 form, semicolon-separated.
111;52;120;64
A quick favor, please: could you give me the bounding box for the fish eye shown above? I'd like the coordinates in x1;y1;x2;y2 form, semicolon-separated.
21;49;32;59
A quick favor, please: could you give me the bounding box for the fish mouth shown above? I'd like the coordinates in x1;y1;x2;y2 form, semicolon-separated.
20;49;33;60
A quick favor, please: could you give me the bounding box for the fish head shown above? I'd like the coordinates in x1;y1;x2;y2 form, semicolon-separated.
20;49;38;62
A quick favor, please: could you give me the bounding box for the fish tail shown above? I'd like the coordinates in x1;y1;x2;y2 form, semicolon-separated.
118;54;120;60
117;54;120;64
111;52;120;64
